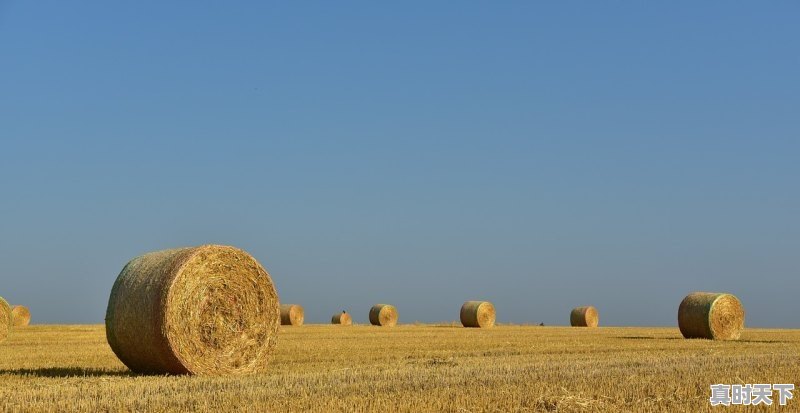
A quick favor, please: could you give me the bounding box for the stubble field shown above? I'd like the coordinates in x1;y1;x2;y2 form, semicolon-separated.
1;324;798;412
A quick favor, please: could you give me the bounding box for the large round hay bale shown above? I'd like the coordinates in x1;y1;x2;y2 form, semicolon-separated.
678;292;745;340
0;297;10;344
105;245;280;375
11;305;31;327
332;311;352;325
460;301;495;328
570;306;598;327
368;304;398;327
280;304;304;326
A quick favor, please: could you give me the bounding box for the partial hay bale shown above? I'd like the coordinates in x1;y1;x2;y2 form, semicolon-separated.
460;301;495;328
11;305;31;327
678;292;745;340
369;304;398;327
570;306;599;327
332;311;352;325
0;297;10;344
105;245;280;375
280;304;304;326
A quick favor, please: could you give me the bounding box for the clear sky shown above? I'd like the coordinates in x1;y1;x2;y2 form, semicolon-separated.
1;2;797;326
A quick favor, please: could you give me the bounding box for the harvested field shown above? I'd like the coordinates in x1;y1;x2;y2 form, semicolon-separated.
1;324;799;412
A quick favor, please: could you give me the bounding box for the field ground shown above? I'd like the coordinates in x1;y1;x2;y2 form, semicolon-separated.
1;324;799;412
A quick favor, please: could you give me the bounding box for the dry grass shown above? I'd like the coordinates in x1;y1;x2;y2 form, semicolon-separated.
1;324;799;412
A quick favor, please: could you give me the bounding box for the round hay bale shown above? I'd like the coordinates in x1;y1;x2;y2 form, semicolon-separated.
105;245;280;375
460;301;495;328
570;306;598;327
369;304;398;327
280;304;304;326
11;305;31;327
678;292;745;340
0;297;10;344
332;311;352;325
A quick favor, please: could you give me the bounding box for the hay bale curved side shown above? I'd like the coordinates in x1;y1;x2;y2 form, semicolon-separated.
280;304;304;326
678;292;744;340
0;297;10;343
105;245;280;375
368;304;398;327
570;306;598;327
460;301;496;328
332;311;352;325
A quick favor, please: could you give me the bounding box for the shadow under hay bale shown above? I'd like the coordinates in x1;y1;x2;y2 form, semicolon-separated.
0;367;134;378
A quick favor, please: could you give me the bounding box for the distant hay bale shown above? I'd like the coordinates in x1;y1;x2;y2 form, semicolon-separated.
11;305;31;327
280;304;304;326
332;311;352;325
570;306;598;327
0;297;10;343
678;292;745;340
460;301;495;328
105;245;280;375
369;304;398;327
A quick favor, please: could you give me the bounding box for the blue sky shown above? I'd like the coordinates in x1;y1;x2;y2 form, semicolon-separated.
1;2;798;326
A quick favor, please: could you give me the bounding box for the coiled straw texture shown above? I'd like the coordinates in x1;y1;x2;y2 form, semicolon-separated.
105;245;280;375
